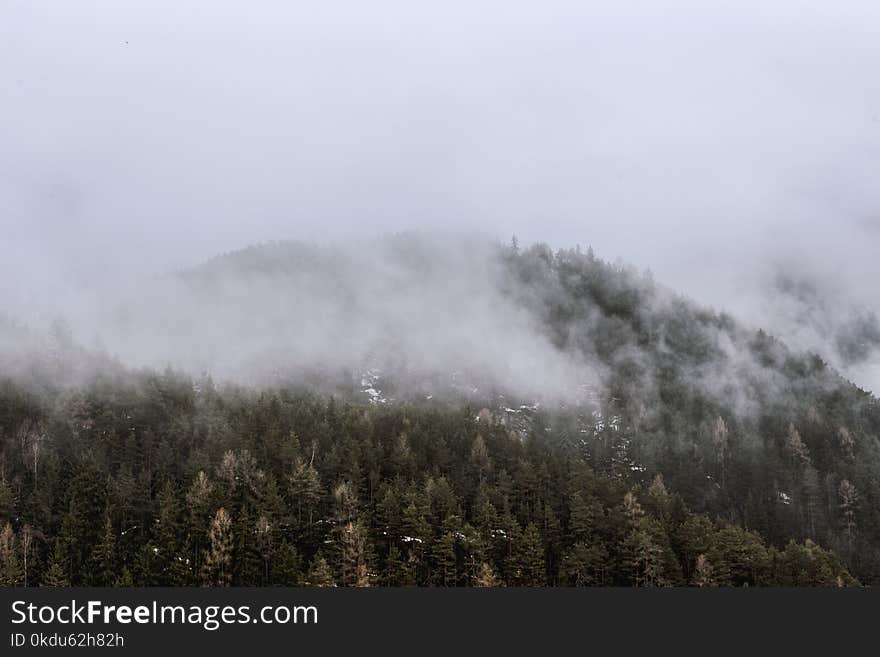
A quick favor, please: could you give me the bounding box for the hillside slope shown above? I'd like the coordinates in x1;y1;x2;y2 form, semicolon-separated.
0;235;878;584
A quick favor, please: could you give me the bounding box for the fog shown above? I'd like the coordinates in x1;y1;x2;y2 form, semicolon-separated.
2;1;879;391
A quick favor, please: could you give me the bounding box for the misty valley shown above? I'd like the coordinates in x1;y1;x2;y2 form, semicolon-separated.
0;236;878;587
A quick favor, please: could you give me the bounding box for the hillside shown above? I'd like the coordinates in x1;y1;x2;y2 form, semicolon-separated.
0;236;878;585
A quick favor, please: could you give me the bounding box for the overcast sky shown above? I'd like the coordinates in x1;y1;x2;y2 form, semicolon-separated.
2;1;879;387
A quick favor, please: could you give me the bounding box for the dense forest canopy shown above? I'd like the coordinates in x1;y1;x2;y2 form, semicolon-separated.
1;236;878;586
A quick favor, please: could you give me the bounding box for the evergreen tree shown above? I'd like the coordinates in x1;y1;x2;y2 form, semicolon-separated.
232;507;261;586
433;530;458;587
155;481;187;585
273;540;301;586
620;492;671;586
339;521;370;587
91;512;117;586
0;522;23;586
186;470;214;579
383;544;404;586
42;541;69;587
305;554;336;587
19;525;35;587
692;554;716;587
708;525;771;587
114;567;134;587
475;561;501;587
562;541;608;586
470;434;492;482
289;457;322;527
255;515;274;586
202;508;233;586
510;523;545;586
774;539;857;587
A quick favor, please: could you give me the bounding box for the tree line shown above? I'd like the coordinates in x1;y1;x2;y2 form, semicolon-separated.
0;375;856;586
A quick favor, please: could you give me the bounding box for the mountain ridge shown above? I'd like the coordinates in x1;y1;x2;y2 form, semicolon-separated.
1;234;878;584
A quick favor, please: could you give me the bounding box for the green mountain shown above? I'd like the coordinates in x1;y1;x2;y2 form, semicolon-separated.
0;236;877;586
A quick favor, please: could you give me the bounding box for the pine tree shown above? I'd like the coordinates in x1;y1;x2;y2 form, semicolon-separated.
261;475;286;525
621;524;663;587
674;514;714;581
305;554;336;587
645;474;670;519
542;503;562;584
376;486;403;550
0;476;13;522
623;491;644;526
202;508;233;586
839;479;858;545
569;492;604;542
186;470;214;579
458;523;487;584
232;507;261;586
339;521;370;587
155;481;187;585
692;554;715;587
470;434;491;481
433;530;458;586
273;541;301;586
712;416;729;490
0;522;23;586
42;541;69;587
561;541;608;586
289;457;322;526
114;567;134;587
134;542;161;586
620;492;669;587
474;494;500;540
401;497;431;584
19;524;35;587
91;512;117;586
774;539;857;587
707;524;771;587
255;515;274;586
383;544;404;586
475;561;501;587
59;462;106;585
784;423;811;467
511;523;545;586
216;451;239;504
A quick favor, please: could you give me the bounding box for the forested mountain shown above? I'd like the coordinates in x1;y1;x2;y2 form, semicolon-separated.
1;236;878;586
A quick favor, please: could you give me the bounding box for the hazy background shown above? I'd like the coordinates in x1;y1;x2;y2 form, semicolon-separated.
2;1;879;390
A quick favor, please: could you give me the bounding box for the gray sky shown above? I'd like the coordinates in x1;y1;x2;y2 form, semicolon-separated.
2;1;880;389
